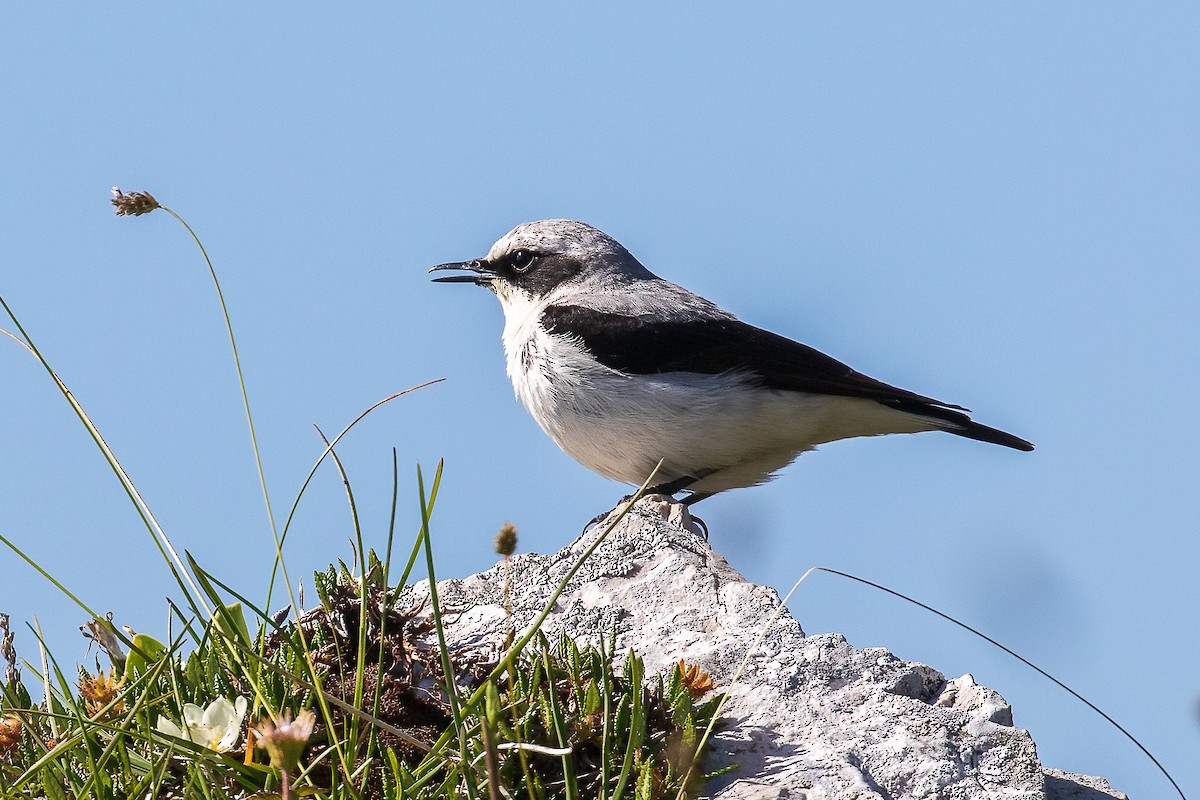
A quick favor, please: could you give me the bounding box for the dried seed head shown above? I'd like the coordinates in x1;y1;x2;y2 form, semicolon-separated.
110;187;160;216
78;668;126;719
254;709;316;772
0;614;18;687
677;660;716;701
494;522;518;557
0;714;21;753
81;615;125;669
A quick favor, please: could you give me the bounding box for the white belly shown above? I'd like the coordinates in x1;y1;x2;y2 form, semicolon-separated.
504;321;934;493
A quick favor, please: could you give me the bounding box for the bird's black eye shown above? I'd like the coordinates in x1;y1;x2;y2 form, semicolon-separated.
511;249;536;273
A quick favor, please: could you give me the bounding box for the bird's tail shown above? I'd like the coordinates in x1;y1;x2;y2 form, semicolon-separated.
883;399;1035;452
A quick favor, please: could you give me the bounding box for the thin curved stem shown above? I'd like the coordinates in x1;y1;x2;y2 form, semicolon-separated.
159;205;280;552
811;567;1186;800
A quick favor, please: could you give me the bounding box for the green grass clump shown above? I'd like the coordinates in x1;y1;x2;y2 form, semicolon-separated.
0;553;727;800
479;633;726;800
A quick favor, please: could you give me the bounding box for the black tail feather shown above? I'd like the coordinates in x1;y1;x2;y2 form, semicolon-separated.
882;399;1035;452
950;419;1036;451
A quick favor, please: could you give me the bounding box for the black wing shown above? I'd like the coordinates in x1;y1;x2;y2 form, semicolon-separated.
541;304;958;406
540;304;1034;451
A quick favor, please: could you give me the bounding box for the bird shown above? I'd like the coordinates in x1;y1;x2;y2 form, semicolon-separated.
430;220;1032;507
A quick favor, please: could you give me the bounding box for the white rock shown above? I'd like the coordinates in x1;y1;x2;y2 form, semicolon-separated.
411;497;1127;800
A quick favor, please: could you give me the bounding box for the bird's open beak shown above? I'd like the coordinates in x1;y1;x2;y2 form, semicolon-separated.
429;259;496;285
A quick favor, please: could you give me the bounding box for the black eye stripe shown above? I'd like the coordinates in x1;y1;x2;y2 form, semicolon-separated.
501;252;585;297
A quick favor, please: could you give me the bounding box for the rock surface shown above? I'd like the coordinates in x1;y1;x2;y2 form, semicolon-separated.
412;496;1127;800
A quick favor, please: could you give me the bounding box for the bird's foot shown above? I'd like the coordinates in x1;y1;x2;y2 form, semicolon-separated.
579;491;642;536
580;491;710;539
680;491;713;539
579;472;714;537
648;494;709;539
580;508;613;536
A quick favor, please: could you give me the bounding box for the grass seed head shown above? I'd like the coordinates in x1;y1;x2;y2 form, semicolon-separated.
495;521;518;556
110;187;160;216
0;614;18;686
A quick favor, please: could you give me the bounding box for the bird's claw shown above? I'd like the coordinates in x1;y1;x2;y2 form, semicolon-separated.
580;492;710;540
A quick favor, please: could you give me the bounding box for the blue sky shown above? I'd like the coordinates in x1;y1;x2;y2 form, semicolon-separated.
2;5;1197;797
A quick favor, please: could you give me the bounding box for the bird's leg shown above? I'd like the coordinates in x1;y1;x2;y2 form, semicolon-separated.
580;475;705;535
579;490;653;535
646;475;700;497
581;468;722;536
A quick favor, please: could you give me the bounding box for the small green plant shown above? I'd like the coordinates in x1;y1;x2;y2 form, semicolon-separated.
0;550;727;799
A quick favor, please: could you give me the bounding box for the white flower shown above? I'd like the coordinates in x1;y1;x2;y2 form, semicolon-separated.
156;696;248;752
